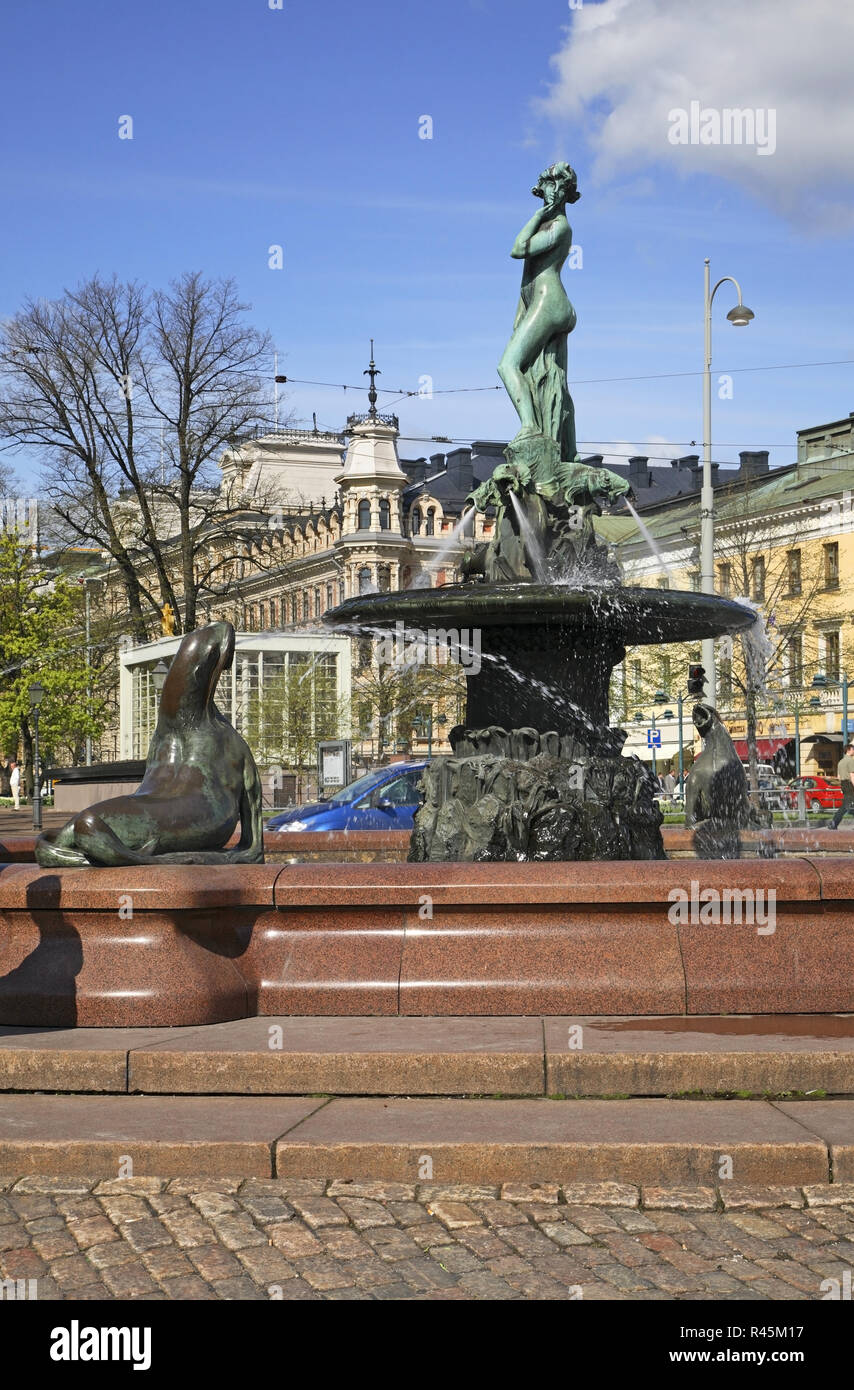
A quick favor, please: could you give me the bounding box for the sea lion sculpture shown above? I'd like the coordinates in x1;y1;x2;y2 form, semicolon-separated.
35;621;264;868
685;701;757;860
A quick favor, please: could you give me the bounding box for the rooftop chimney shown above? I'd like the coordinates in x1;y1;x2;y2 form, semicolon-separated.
446;447;473;495
628;455;649;488
738;450;769;481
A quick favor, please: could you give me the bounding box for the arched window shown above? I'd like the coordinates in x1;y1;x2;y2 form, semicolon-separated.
379;498;391;530
377;565;391;593
358;499;371;530
411;507;422;535
425;508;435;536
358;566;373;595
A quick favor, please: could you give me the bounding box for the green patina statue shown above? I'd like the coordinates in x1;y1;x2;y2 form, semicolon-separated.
464;162;629;584
35;622;264;868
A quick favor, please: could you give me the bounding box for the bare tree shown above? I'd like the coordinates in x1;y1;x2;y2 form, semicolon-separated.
0;273;275;638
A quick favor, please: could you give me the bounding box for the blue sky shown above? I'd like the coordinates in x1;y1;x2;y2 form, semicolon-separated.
2;0;853;482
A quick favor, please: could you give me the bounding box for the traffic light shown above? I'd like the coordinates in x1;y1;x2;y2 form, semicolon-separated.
687;664;707;699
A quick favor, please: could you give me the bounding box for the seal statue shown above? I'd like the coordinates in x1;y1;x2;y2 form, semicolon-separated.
35;621;264;868
685;702;759;859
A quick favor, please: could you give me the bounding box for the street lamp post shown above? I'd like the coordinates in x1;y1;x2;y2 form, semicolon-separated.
28;681;44;832
152;660;170;698
653;689;672;783
702;259;755;710
676;693;685;789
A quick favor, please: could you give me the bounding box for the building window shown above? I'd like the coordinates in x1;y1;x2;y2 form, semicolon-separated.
269;598;277;627
826;630;841;682
259;602;267;629
302;589;309;619
338;580;345;604
326;582;334;610
424;508;435;537
247;605;256;631
379;498;391;530
824;542;839;589
314;586;321;617
657;577;669;590
718;562;731;597
411;507;422;536
377;565;391;593
358;499;371;530
357;638;372;670
788;634;803;688
358;566;373;595
751;556;765;601
787;549;802;595
357;701;372;738
689;571;700;593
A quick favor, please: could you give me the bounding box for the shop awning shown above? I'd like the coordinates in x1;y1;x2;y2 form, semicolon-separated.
731;736;792;761
801;733;844;746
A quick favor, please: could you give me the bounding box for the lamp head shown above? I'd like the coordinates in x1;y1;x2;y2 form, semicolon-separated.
726;303;754;327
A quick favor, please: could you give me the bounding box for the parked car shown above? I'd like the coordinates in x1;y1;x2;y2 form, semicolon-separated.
782;775;843;813
741;764;788;812
267;762;428;832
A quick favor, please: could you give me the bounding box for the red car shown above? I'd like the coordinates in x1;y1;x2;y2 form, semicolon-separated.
783;776;843;813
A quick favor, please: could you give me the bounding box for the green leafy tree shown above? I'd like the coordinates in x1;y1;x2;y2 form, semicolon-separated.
0;533;108;786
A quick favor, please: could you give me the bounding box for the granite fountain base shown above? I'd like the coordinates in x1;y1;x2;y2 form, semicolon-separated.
0;860;852;1027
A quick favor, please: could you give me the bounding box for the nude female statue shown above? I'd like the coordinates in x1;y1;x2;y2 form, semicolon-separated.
497;161;581;463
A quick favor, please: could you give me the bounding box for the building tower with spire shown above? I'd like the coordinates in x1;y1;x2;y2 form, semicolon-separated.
336;343;412;598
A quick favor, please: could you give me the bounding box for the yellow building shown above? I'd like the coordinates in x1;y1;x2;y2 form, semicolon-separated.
603;412;854;779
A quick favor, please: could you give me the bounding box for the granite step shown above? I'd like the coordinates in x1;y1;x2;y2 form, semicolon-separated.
2;1015;854;1097
0;1094;849;1183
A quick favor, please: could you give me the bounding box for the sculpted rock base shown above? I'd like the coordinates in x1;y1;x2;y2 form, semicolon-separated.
408;726;665;863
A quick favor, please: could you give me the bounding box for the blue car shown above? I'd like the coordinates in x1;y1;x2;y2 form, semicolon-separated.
267;762;428;832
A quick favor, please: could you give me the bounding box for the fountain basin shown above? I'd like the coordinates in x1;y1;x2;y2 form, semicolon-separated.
326;583;755;737
325;583;756;646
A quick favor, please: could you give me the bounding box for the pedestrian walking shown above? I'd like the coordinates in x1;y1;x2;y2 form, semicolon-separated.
832;743;854;828
9;760;20;810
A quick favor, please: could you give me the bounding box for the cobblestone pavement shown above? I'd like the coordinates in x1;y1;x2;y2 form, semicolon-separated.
2;1178;854;1301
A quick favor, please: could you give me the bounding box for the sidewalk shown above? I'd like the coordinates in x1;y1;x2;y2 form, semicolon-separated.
1;1176;852;1301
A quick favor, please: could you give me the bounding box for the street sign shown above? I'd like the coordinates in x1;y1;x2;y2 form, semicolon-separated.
318;739;351;789
647;728;661;748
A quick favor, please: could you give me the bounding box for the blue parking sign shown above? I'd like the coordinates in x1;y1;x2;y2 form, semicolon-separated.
647;728;661;748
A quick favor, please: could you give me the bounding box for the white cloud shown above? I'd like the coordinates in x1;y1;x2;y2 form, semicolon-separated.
540;0;854;228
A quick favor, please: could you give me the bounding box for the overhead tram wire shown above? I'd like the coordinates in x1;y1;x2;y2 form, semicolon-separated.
3;353;851;416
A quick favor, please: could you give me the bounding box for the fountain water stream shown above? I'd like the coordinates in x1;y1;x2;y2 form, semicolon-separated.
623;497;678;586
